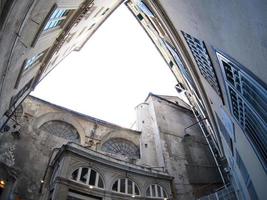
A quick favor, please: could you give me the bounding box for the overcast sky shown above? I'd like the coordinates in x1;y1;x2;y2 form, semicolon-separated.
31;4;178;128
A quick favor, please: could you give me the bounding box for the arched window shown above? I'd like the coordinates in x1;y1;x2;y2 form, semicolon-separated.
112;178;140;196
146;184;167;199
40;120;80;143
71;167;104;189
101;138;140;158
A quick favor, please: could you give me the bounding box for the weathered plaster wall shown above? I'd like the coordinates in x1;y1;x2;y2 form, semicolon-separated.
0;96;141;199
136;95;221;199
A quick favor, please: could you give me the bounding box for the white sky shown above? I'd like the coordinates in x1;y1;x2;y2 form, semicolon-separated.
31;4;178;128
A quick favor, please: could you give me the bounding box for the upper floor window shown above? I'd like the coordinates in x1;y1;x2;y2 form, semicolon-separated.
24;51;46;71
71;167;104;189
101;138;140;159
146;184;168;199
112;178;140;197
217;52;267;171
40;120;80;143
182;31;222;98
136;1;154;17
43;8;71;32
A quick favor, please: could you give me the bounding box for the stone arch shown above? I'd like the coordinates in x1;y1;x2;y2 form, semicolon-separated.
32;112;86;145
110;175;141;196
100;130;140;148
101;137;140;159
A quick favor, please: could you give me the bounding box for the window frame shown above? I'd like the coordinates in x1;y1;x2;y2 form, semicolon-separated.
23;51;46;72
101;138;140;159
42;8;70;32
40;120;80;143
146;184;168;199
15;49;47;89
111;178;140;197
31;4;73;47
70;167;105;189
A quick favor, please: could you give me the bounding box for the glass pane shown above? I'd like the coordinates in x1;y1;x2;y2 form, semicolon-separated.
56;9;63;18
138;2;154;17
98;176;104;188
50;9;59;19
57;19;63;26
146;187;150;196
63;9;69;17
71;169;79;180
89;170;96;186
134;184;139;195
157;185;162;197
128;180;133;194
120;179;126;193
112;180;118;191
163;190;167;198
152;185;156;197
80;168;88;183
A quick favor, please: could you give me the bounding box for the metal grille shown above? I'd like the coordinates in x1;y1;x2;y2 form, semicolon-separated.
40;120;80;143
101;138;139;159
182;32;222;97
217;53;267;170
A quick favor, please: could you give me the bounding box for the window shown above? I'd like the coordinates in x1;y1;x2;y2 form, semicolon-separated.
112;178;140;196
101;138;140;159
146;184;167;199
43;8;71;32
24;51;46;71
9;78;34;109
215;112;234;155
163;40;197;91
217;52;267;171
236;151;258;200
136;1;154;17
71;167;104;189
182;31;222;97
40;120;80;143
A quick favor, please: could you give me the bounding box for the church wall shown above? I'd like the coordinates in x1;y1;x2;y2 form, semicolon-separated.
0;96;141;199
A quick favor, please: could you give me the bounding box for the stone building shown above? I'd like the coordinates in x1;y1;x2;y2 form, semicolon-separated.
0;0;123;129
0;0;266;199
0;94;221;199
126;1;267;199
135;93;222;199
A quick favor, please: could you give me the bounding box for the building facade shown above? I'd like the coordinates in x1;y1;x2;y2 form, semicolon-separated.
0;0;123;130
0;0;266;199
0;94;221;199
125;1;267;199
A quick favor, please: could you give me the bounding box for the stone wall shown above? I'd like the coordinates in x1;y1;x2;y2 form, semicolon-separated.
136;94;222;199
0;96;141;199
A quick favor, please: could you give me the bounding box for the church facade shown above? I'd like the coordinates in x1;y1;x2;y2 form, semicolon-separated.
0;94;221;199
